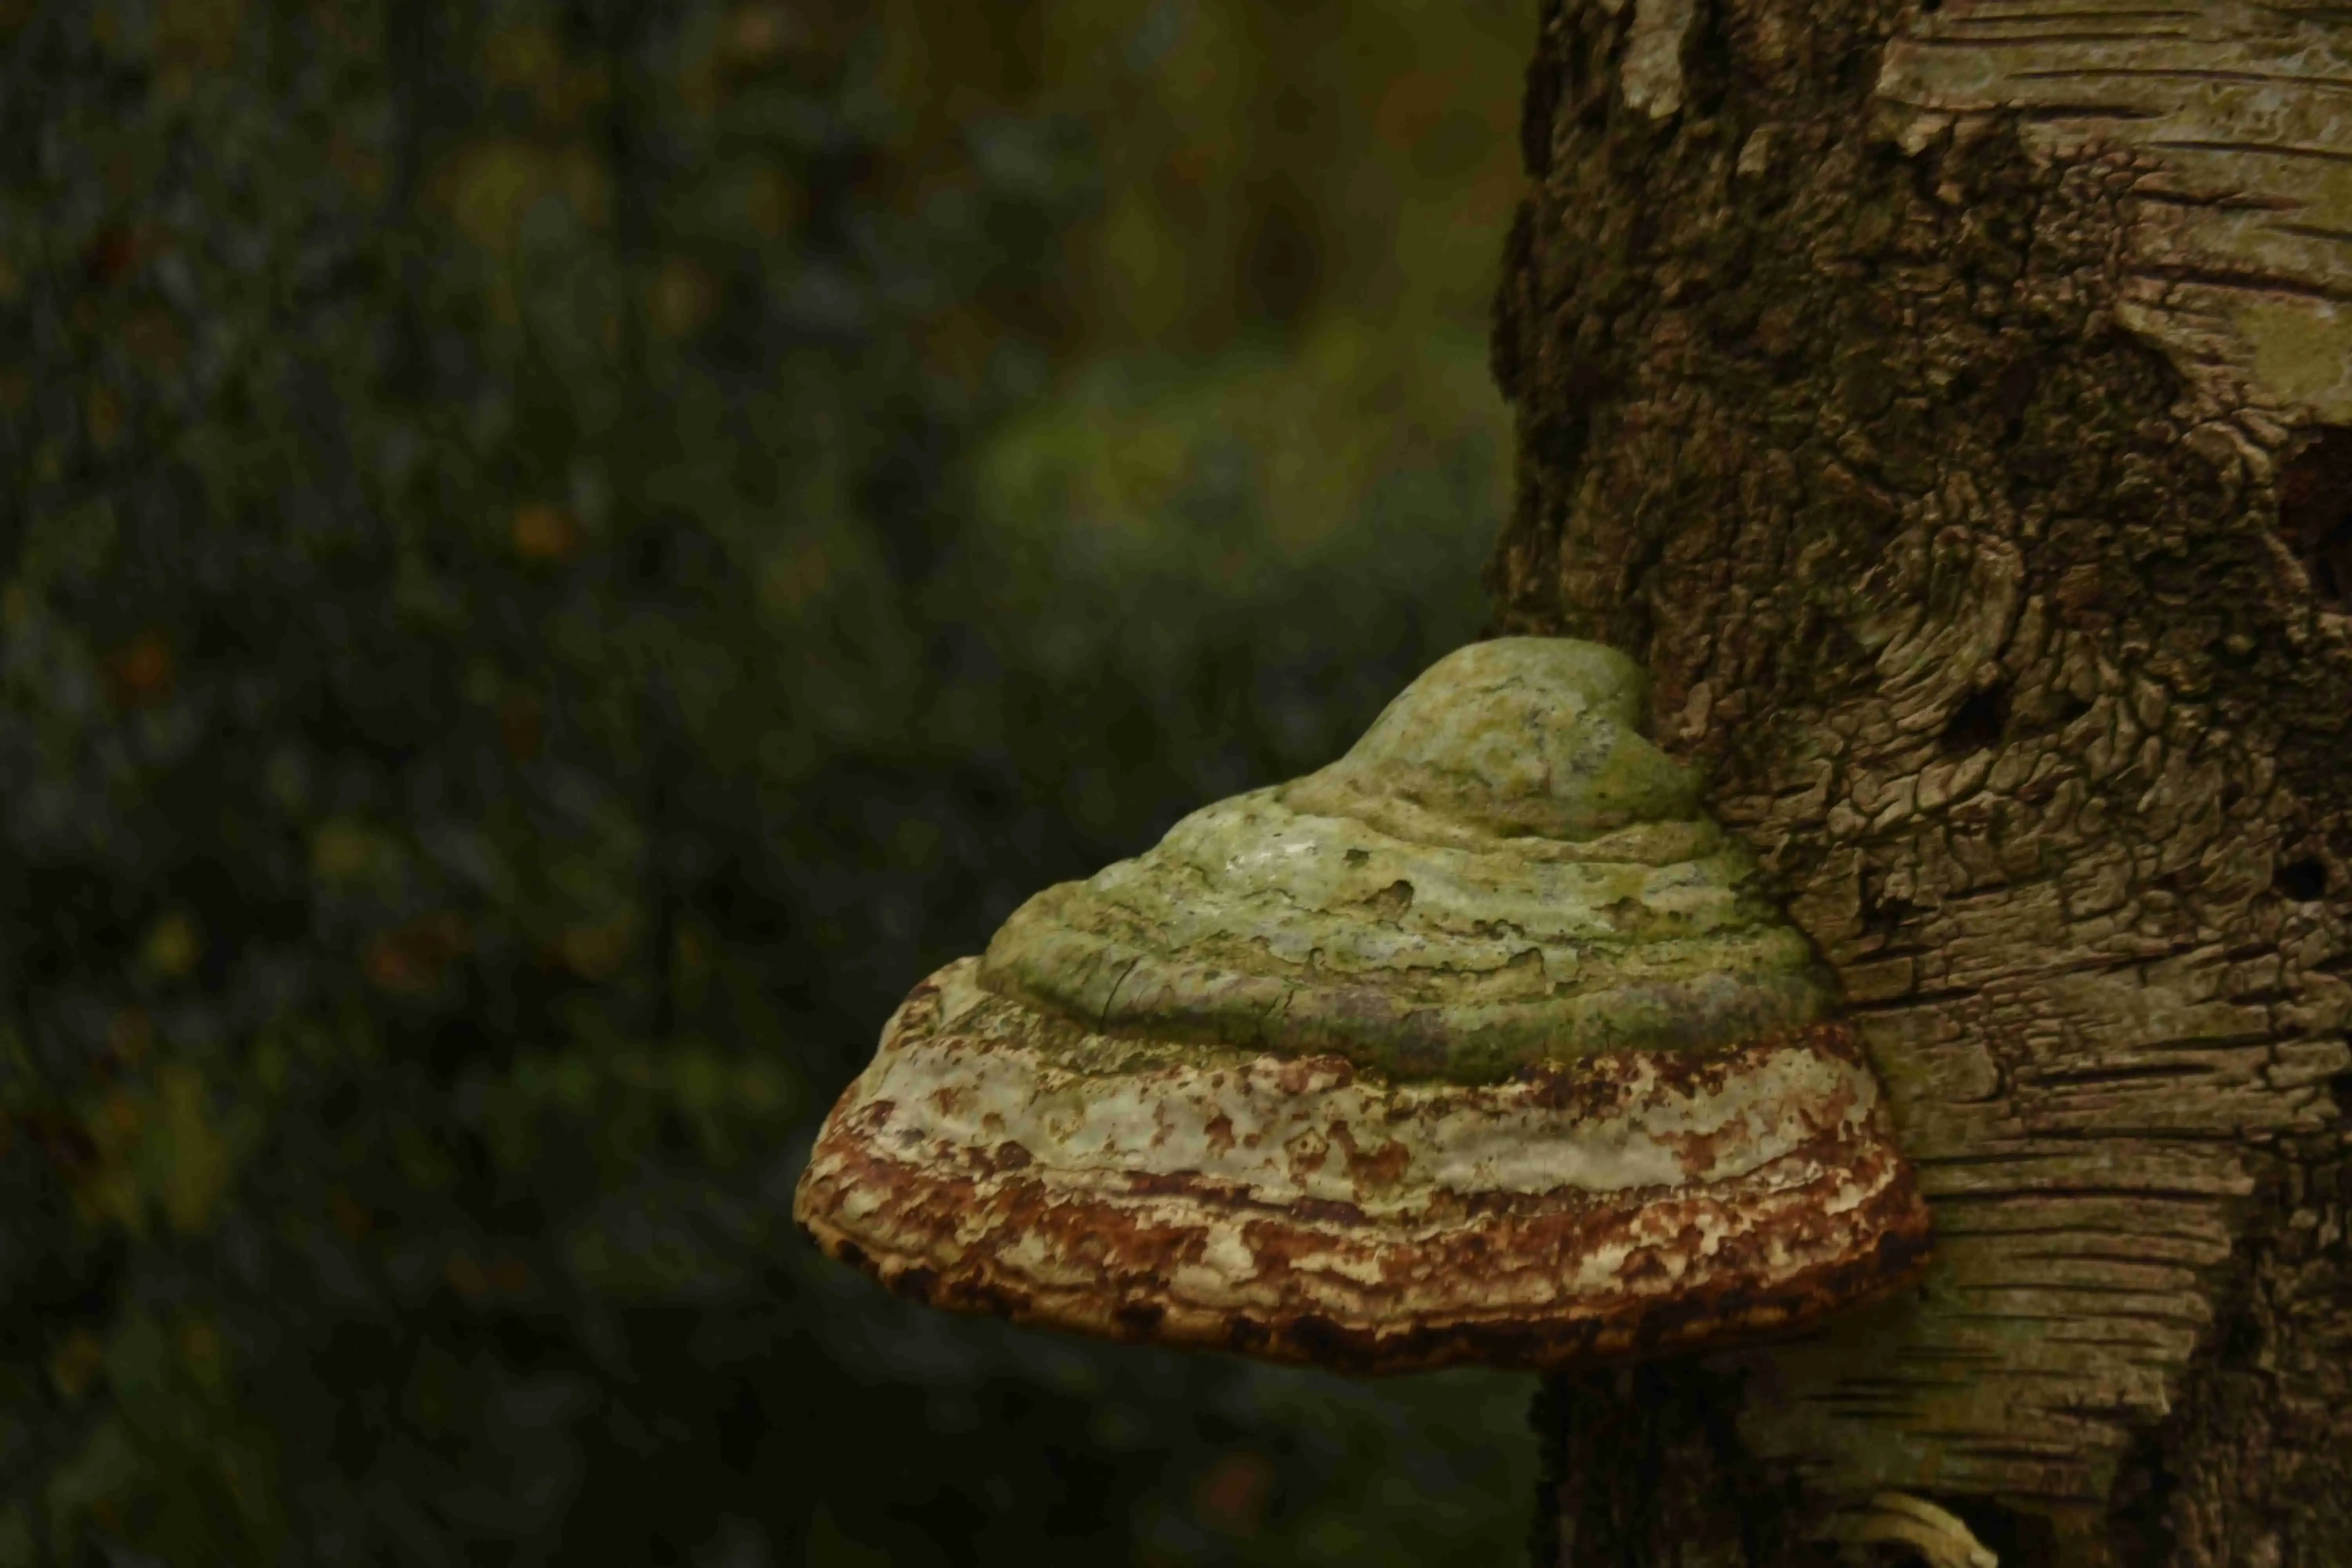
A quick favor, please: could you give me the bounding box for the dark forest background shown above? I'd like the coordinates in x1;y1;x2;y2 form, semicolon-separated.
0;1;1535;1561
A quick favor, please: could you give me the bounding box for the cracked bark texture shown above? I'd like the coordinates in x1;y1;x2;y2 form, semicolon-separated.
1494;0;2352;1563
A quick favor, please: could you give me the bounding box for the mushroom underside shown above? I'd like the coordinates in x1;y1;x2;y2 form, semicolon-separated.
793;959;1933;1374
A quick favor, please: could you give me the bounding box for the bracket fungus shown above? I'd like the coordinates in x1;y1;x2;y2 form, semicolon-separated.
795;638;1932;1372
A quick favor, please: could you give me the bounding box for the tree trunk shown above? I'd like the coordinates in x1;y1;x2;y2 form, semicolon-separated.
1493;0;2352;1562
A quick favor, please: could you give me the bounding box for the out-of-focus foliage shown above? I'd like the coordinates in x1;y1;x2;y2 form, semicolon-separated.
879;0;1531;350
0;0;1533;1562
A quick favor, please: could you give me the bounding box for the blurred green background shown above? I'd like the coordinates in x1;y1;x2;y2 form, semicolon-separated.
0;0;1535;1561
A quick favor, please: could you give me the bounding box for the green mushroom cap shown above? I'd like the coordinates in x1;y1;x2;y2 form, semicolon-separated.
980;637;1835;1083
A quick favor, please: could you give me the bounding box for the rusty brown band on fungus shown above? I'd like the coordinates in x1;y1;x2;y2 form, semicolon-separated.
794;639;1934;1371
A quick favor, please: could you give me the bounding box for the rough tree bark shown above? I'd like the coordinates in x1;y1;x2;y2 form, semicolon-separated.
1491;0;2352;1563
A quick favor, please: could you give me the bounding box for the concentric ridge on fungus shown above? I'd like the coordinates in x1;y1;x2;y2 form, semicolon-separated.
795;638;1933;1372
984;636;1831;1083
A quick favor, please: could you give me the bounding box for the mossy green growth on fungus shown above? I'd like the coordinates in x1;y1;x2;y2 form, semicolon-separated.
981;639;1835;1082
